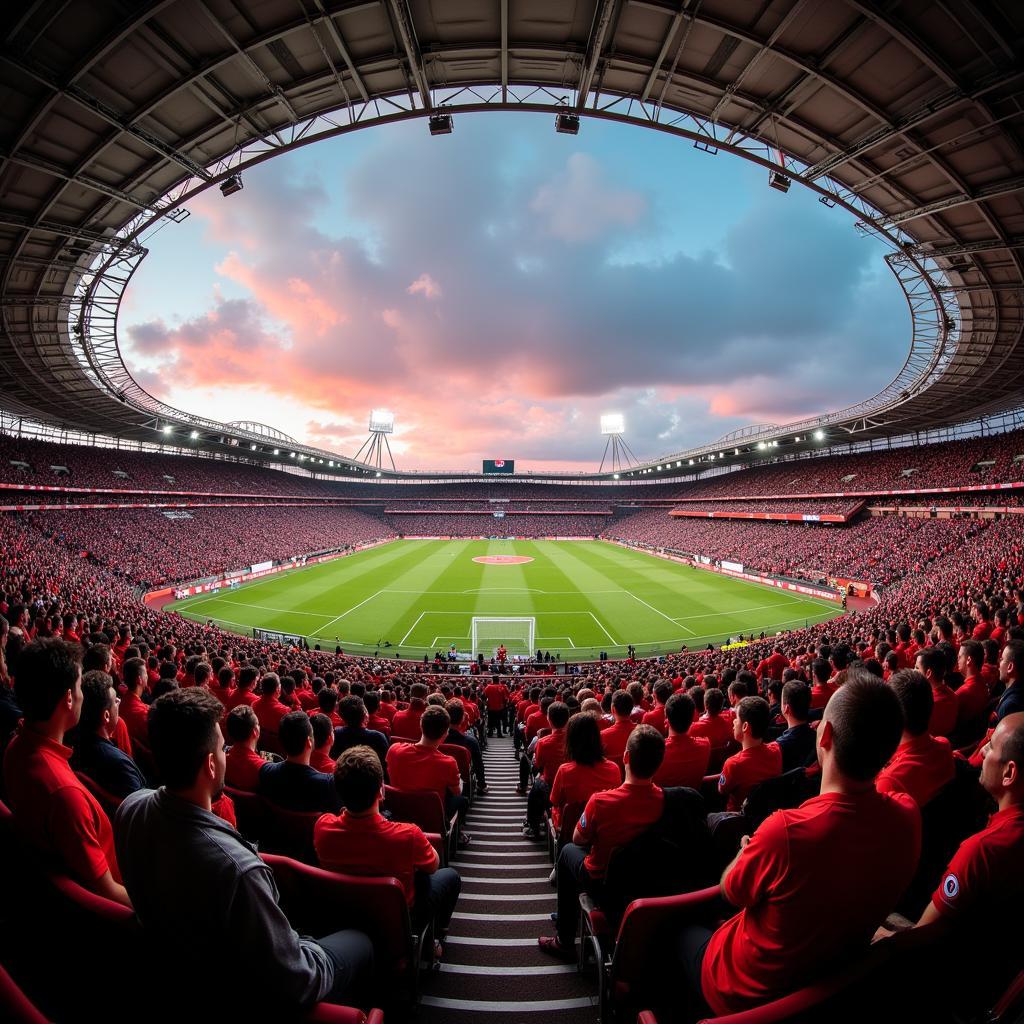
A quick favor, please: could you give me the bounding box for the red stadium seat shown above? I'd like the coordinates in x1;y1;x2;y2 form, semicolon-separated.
383;785;459;865
225;784;268;843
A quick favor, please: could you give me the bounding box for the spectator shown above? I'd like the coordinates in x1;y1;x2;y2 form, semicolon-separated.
600;690;638;771
876;670;954;807
718;697;783;812
115;688;373;1014
653;692;711;789
641;680;673;735
3;639;130;906
224;705;266;791
444;698;487;793
119;657;150;747
773;681;816;772
315;745;461;953
258;711;341;814
548;712;622;836
679;672;920;1016
391;682;428;740
955;640;990;733
224;665;258;712
252;672;290;735
310;713;337;775
70;670;146;799
522;700;570;839
483;676;509;736
331;695;389;769
994;639;1024;722
690;688;733;747
539;724;665;960
915;647;959;738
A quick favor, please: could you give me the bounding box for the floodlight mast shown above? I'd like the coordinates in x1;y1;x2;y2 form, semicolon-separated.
353;409;397;472
599;414;638;474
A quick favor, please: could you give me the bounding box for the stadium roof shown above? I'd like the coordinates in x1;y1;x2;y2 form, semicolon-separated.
1;0;1022;479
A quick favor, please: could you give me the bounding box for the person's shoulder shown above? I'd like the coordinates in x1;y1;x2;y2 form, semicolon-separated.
114;785;153;823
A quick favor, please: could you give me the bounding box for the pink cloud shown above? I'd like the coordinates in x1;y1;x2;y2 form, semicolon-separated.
407;273;442;299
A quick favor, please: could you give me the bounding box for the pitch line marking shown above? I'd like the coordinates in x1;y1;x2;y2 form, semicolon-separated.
587;611;619;646
316;589;386;637
400;610;430;646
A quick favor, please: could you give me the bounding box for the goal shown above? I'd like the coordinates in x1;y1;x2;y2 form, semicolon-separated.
471;617;536;658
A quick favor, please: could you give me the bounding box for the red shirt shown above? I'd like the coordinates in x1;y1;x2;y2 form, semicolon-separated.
225;744;266;791
385;742;460;805
641;705;668;736
3;728;121;885
600;719;636;767
549;759;622;830
310;749;336;775
315;810;437;906
928;683;959;738
119;691;149;746
955;674;990;726
719;742;782;812
378;701;398;723
690;713;733;747
525;710;547;743
366;713;391;737
702;789;920;1015
533;729;568;787
576;781;665;878
212;792;237;829
224;688;258;713
809;684;835;711
931;805;1024;921
484;683;509;711
876;734;954;807
252;695;290;734
654;732;711;789
391;705;424;740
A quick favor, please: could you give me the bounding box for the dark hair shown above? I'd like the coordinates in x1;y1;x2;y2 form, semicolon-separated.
653;680;672;705
1002;640;1024;680
737;696;771;739
727;680;747;700
260;672;280;697
446;699;465;726
626;724;665;779
611;690;634;716
826;669;903;782
338;695;367;729
13;638;82;722
781;681;811;721
279;711;313;757
812;658;831;684
238;666;258;690
566;712;604;766
960;639;984;671
319;688;339;713
333;745;383;813
311;712;334;748
704;688;725;714
123;657;147;692
148;688;224;789
421;704;450;741
79;670;115;733
225;704;258;743
82;644;111;673
665;692;695;734
194;662;212;687
915;646;945;681
547;701;570;729
364;690;381;714
888;669;933;737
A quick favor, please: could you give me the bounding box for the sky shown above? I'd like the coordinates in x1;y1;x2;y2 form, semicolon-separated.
120;112;909;473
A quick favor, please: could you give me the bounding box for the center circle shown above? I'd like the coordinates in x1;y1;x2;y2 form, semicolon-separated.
472;555;535;565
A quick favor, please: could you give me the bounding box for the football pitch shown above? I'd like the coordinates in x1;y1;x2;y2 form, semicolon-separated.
169;539;843;660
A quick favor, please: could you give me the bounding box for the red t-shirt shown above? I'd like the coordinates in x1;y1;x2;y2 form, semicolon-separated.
378;701;398;723
224;688;258;713
310;749;336;775
224;744;266;791
549;759;622;830
533;729;568;787
876;734;954;807
641;705;668;735
391;705;424;740
118;691;149;746
484;683;509;711
3;728;121;885
600;719;636;767
928;683;959;738
654;732;711;789
955;675;989;726
719;742;782;812
702;789;921;1015
690;713;733;747
525;710;547;743
252;695;290;734
576;780;665;878
314;810;436;905
385;742;460;805
366;713;391;737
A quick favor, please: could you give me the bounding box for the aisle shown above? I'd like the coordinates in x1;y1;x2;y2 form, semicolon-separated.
417;734;597;1022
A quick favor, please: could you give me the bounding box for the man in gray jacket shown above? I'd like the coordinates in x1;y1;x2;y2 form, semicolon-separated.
115;688;373;1015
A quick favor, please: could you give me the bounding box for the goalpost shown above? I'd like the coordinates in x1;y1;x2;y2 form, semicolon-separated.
471;616;536;658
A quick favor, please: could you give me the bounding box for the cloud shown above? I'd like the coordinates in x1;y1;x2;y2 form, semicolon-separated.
121;118;908;469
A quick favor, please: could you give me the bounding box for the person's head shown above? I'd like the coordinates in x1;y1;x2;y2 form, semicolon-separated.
566;712;604;766
13;638;83;729
999;640;1024;688
82;643;112;674
238;665;258;691
580;697;603;719
79;670;118;738
338;695;368;730
611;690;634;721
665;691;695;735
727;680;747;706
781;680;811;724
409;682;428;704
915;647;946;685
318;687;338;714
958;640;984;677
332;745;384;813
420;704;450;744
311;712;334;752
260;672;281;698
147;688;225;798
225;704;259;746
733;696;771;745
704;687;725;715
816;668;903;785
279;711;314;760
888;669;933;738
194;662;212;688
653;680;672;707
812;658;831;685
123;657;147;694
623;724;665;781
446;698;464;728
547;700;570;731
978;712;1024;807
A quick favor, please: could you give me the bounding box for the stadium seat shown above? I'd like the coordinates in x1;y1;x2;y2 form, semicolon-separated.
261;801;323;863
383;785;459;865
991;970;1024;1024
304;1007;384;1024
440;743;473;801
546;799;586;863
225;784;268;844
0;964;48;1024
261;852;432;1004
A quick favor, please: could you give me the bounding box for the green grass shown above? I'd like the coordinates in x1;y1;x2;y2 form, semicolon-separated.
168;539;843;660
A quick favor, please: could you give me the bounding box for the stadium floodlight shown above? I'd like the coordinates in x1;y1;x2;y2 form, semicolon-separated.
657;465;663;471
375;471;382;478
688;459;694;465
613;473;619;480
328;460;334;467
272;448;279;456
734;448;740;455
814;429;825;441
161;425;172;435
369;409;395;434
600;413;625;436
219;173;243;197
757;441;766;449
189;430;198;439
289;452;295;458
250;443;257;450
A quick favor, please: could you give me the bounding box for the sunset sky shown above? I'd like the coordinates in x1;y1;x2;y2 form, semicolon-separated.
121;112;908;473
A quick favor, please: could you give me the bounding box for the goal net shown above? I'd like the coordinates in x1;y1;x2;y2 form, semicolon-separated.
471;617;536;658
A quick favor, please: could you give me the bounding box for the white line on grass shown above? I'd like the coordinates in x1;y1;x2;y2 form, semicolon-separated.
400;611;430;646
313;590;385;639
587;612;619;646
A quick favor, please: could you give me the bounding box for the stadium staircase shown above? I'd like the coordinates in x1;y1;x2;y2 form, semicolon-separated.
419;735;597;1022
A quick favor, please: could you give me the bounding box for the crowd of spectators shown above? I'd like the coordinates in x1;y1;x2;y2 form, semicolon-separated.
386;512;609;538
668;498;864;517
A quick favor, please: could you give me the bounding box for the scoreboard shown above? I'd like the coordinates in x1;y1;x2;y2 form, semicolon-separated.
483;459;515;475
